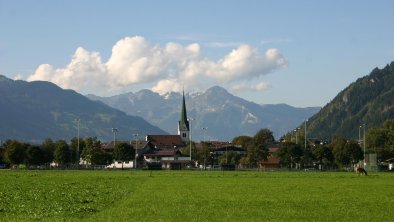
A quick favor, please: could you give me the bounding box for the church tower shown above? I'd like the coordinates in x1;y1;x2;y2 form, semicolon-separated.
178;91;190;143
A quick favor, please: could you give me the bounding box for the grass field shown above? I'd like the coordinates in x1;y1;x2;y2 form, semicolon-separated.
0;170;393;221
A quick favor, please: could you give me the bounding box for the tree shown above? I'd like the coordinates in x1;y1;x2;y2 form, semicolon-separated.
276;142;303;169
112;142;134;169
246;129;273;167
253;129;275;145
41;138;55;164
80;137;111;165
365;119;394;162
0;146;5;165
26;145;45;166
54;140;70;166
313;144;334;170
195;142;213;168
4;140;26;166
345;141;363;164
232;136;253;149
90;149;112;165
331;137;363;168
70;137;86;164
180;141;196;159
218;151;242;165
81;137;102;164
330;137;348;167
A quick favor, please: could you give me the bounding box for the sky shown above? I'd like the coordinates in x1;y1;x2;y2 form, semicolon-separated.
0;0;393;107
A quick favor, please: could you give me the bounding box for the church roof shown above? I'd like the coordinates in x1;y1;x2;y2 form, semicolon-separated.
179;91;189;130
146;135;185;148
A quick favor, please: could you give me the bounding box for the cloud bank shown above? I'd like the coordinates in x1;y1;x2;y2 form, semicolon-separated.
27;36;287;95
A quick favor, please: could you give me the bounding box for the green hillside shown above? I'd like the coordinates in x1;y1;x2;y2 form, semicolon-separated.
0;76;166;142
307;62;394;140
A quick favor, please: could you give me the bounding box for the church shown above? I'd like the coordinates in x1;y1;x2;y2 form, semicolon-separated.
141;91;192;169
105;91;192;169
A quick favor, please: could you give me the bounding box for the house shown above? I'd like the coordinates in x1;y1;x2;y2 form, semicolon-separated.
103;90;194;169
145;135;185;149
144;148;192;169
260;146;280;168
385;158;394;171
103;140;149;169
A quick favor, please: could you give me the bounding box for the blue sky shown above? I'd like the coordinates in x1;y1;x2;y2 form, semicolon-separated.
0;0;393;107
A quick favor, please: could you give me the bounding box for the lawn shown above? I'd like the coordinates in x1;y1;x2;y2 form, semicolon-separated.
0;170;393;221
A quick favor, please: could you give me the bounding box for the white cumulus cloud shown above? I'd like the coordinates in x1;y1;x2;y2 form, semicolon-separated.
27;36;287;96
232;82;272;92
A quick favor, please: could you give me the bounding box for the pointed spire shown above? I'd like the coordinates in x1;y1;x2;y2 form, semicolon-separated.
179;90;189;130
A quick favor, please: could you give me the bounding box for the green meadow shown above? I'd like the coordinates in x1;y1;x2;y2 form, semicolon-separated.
0;170;393;221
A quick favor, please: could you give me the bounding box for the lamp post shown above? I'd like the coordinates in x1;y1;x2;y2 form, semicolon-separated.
112;128;118;147
304;119;308;150
188;118;194;161
133;133;139;169
296;128;300;144
363;124;366;168
293;129;297;144
202;127;208;170
359;125;362;146
76;118;80;165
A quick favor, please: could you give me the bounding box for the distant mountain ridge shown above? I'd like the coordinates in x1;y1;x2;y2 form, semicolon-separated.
87;86;320;141
306;62;394;140
0;75;166;142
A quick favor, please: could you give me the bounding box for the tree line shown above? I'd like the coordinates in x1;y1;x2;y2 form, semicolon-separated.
1;119;392;170
0;137;135;168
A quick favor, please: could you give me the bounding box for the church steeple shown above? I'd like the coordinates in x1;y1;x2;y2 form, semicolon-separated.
178;90;189;142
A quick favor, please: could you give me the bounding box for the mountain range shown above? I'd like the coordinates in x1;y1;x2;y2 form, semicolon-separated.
306;62;394;140
2;60;392;143
87;86;320;141
0;75;165;143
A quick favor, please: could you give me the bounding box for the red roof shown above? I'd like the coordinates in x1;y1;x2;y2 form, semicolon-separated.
261;157;280;165
144;148;182;157
147;135;185;148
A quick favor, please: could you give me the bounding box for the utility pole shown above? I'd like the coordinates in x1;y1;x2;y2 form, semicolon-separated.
112;128;118;147
363;124;366;168
304;119;308;150
202;127;207;170
77;118;80;165
188;118;194;161
133;133;139;169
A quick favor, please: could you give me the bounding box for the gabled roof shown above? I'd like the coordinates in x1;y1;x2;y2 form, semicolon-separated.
146;135;185;149
385;158;394;163
144;148;182;157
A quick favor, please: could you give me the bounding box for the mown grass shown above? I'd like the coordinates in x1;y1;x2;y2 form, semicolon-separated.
1;170;393;221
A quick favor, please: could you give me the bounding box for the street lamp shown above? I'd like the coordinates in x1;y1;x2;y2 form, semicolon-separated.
76;118;80;165
133;133;139;169
188;118;194;161
112;128;118;147
359;125;362;146
295;128;300;144
304;119;308;150
363;124;366;167
202;127;208;170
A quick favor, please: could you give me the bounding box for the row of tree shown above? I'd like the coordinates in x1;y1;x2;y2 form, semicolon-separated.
181;129;274;168
276;138;363;169
366;119;394;162
1;120;392;170
0;137;135;168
